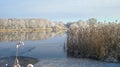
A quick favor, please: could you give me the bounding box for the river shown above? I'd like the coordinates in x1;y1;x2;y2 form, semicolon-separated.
0;31;120;67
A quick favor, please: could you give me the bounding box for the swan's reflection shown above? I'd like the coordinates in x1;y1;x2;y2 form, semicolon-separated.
14;41;24;67
14;57;21;67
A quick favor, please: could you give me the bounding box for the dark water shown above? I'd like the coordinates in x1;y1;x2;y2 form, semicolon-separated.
0;31;120;67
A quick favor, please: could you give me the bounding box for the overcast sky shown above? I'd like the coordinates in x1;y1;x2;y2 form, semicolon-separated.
0;0;120;22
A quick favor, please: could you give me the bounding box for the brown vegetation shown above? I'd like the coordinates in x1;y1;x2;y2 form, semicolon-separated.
67;22;120;63
0;18;67;31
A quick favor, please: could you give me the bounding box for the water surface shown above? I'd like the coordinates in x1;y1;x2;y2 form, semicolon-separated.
0;31;120;67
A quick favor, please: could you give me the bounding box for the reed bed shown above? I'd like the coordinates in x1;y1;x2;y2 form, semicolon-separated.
66;22;120;62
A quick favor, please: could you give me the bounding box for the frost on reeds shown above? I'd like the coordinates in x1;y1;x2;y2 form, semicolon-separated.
67;22;120;62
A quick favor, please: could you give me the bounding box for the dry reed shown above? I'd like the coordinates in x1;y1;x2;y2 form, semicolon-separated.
66;22;120;62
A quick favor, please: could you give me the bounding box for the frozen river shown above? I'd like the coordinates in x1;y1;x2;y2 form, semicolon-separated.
0;31;120;67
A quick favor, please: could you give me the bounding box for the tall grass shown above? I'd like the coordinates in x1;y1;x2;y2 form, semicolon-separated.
66;22;120;62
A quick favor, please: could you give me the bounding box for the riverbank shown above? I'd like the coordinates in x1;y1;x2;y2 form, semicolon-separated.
0;18;67;31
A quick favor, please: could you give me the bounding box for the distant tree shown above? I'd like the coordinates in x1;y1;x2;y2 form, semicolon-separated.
115;20;118;22
87;18;97;26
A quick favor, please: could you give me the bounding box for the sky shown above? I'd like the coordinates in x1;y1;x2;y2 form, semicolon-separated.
0;0;120;22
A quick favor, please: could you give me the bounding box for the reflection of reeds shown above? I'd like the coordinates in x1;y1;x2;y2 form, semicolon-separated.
67;22;120;62
0;31;66;42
